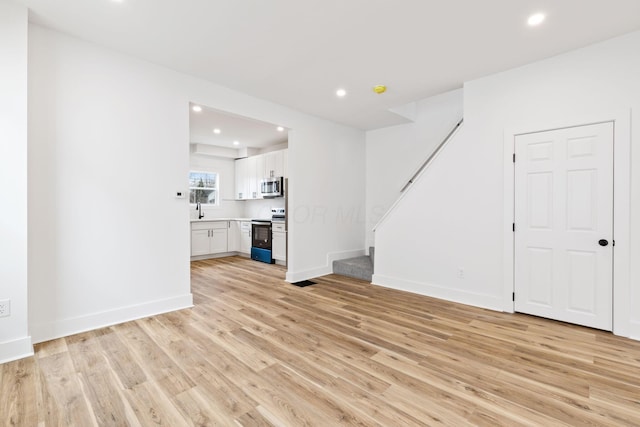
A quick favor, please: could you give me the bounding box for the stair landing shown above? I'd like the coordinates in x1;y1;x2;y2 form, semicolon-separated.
332;248;374;282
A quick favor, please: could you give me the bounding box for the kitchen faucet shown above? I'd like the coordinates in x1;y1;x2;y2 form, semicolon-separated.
196;202;204;219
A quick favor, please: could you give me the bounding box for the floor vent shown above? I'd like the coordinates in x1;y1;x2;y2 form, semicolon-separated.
291;280;316;288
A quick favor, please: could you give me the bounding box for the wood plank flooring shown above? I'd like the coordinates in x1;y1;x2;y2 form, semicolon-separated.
2;255;640;426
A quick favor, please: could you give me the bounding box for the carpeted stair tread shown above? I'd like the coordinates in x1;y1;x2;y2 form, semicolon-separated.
336;256;372;267
333;256;373;282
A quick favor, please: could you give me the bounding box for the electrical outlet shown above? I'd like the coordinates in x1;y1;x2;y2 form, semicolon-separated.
457;268;465;279
0;299;10;317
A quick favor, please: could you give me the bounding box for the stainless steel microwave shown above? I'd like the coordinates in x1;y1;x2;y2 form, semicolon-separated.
261;176;284;198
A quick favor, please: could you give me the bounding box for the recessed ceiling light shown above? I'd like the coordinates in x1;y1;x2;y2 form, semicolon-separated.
336;88;347;98
192;105;202;112
277;126;284;132
233;141;239;146
213;128;221;134
527;13;545;26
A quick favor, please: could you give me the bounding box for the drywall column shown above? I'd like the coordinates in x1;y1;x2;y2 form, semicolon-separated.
0;1;32;363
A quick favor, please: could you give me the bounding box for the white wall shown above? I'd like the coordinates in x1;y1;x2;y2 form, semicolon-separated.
286;123;366;282
0;1;31;363
24;25;365;351
373;30;640;338
258;142;288;154
28;25;194;343
242;198;285;221
189;154;244;219
365;90;463;248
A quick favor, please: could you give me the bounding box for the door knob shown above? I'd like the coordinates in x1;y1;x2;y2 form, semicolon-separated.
598;239;609;247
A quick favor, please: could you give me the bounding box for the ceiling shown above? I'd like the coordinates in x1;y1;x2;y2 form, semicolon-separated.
17;0;640;130
189;105;288;149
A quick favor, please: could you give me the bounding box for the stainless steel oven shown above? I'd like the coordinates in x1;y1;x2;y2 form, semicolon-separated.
251;220;273;263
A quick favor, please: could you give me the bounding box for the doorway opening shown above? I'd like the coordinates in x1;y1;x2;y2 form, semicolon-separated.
187;103;290;280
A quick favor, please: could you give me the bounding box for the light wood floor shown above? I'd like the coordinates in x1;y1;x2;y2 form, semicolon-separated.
2;256;640;426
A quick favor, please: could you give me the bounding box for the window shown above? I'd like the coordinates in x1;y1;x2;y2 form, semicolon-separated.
189;171;219;205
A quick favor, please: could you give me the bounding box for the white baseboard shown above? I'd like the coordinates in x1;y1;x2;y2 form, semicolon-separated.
372;274;503;312
286;249;365;283
30;293;193;344
0;336;34;364
627;320;640;342
286;266;331;283
328;249;366;264
191;251;243;261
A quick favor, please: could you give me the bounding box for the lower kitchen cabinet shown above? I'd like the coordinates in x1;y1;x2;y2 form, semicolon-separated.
228;221;241;252
190;228;211;257
272;222;286;262
240;221;251;254
191;221;229;257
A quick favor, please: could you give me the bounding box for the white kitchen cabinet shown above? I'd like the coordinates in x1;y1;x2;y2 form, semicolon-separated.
272;222;286;262
255;155;265;197
263;150;284;178
235;149;288;200
235;157;248;200
228;221;240;252
247;156;260;199
240;221;251;254
190;229;211;257
210;228;228;253
191;221;229;257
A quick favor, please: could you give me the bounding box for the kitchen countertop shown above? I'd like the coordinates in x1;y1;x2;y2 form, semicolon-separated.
190;217;253;223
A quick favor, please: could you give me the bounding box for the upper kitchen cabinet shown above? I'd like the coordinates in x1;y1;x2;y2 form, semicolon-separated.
235;148;288;200
235;157;249;200
263;150;285;179
236;155;258;200
255;155;265;195
247;156;260;199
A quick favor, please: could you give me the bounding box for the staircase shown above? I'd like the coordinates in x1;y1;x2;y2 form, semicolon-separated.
332;247;374;282
333;120;463;284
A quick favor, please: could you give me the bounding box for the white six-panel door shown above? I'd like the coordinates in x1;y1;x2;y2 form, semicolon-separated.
514;122;613;331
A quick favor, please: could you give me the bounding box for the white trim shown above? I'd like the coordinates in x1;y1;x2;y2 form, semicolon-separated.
503;109;632;338
327;249;366;266
502;131;516;313
190;251;241;261
286;266;331;283
189;170;220;206
30;294;193;344
612;111;632;338
372;274;503;311
630;321;640;341
285;248;365;283
0;336;34;364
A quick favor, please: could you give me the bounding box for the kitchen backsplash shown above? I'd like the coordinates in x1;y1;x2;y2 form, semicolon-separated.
190;197;284;220
242;198;285;219
189;200;243;220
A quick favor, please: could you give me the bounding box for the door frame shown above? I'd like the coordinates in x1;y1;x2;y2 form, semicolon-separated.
502;109;631;337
